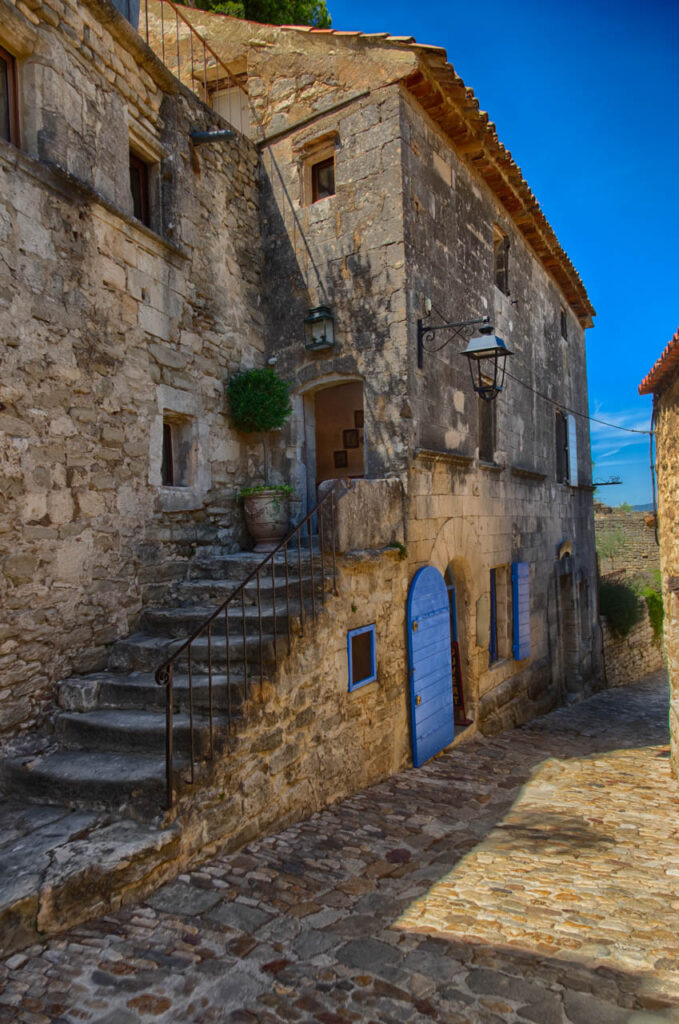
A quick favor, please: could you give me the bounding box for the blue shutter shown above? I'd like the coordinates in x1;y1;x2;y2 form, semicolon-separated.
512;562;531;660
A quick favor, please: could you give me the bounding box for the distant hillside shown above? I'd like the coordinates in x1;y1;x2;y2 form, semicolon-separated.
632;503;654;512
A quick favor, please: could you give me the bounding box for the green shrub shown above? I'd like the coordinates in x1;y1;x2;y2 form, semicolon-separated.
599;580;643;638
640;586;664;642
227;368;292;434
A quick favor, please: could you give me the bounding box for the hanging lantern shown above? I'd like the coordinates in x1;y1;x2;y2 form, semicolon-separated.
461;326;513;401
303;306;335;351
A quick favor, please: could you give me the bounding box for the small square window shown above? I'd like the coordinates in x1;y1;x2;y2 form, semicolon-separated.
311;156;335;202
161;414;195;487
0;45;19;146
129;149;151;227
347;624;377;692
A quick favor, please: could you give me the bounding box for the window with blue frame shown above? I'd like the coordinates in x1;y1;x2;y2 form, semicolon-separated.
347;624;377;692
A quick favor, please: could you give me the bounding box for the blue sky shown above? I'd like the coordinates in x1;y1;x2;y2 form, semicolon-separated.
328;0;678;505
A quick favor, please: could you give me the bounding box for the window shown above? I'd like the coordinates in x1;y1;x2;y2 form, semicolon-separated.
0;45;19;146
161;414;195;487
493;226;510;294
478;395;496;462
311;156;335;202
555;410;578;485
511;562;531;660
129;149;151;227
347;624;377;691
560;306;568;339
489;566;511;665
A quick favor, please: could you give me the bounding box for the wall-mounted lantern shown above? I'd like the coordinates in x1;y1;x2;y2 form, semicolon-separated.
461;325;513;402
304;306;335;351
417;314;512;401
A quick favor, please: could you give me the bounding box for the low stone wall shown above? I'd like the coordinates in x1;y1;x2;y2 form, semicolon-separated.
601;607;665;688
595;505;660;577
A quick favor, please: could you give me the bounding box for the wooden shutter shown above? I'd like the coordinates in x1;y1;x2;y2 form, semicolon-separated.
512;562;530;660
567;414;578;486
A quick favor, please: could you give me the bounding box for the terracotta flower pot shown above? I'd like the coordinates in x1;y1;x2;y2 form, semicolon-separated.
243;489;291;552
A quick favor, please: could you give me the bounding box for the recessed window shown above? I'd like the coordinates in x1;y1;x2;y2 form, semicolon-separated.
347;624;377;692
555;410;569;483
0;45;19;146
478;394;496;463
489;566;511;665
129;149;151;227
161;414;195;487
493;226;510;295
311;156;335;202
560;306;568;339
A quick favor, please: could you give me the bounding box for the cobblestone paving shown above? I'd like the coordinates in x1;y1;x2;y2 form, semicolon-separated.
2;671;678;1024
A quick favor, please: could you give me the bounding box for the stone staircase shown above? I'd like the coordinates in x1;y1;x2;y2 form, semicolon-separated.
0;544;327;822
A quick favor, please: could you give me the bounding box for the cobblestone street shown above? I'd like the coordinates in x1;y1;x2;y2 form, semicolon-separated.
1;671;678;1024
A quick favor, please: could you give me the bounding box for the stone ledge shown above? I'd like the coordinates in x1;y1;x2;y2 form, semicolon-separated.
414;447;473;469
0;801;182;957
511;465;547;482
478;461;504;474
0;143;189;262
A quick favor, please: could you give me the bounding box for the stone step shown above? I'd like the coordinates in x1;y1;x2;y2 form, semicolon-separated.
54;709;228;758
108;631;277;673
173;573;328;607
0;751;171;815
187;548;325;581
58;671;251;714
140;601;306;639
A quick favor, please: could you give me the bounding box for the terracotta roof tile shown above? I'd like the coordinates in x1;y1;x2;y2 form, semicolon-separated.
639;327;679;395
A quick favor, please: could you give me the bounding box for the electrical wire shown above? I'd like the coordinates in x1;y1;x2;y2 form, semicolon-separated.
503;370;652;436
426;303;653;438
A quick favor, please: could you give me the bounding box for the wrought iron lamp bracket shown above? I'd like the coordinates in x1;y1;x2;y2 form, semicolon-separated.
417;316;490;370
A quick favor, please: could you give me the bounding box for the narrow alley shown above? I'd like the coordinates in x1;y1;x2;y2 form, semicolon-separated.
1;671;677;1024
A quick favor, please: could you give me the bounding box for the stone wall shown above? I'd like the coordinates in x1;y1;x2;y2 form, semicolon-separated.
595;504;660;577
399;92;602;732
601;608;665;688
258;83;412;513
655;374;679;777
170;546;411;872
0;0;265;739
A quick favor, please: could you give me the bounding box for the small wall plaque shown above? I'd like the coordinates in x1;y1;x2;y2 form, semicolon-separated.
343;428;359;449
333;450;348;468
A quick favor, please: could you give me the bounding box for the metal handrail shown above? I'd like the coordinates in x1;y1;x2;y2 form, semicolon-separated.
155;479;348;808
140;0;248;132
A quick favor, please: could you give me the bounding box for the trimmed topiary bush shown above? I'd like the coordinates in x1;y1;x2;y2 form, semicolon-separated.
227;367;292;434
227;367;292;485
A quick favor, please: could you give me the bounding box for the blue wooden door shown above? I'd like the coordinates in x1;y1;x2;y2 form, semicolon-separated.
407;566;455;767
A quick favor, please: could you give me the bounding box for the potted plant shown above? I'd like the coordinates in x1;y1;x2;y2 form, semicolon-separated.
227;367;294;551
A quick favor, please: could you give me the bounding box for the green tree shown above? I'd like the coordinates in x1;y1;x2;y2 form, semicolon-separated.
191;0;331;27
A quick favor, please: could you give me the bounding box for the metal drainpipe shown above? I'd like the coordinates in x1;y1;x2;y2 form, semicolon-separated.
189;129;236;145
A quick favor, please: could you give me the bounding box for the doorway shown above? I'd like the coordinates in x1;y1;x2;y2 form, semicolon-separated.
313;381;364;487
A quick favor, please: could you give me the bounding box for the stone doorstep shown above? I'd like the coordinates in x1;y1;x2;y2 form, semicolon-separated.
0;800;182;959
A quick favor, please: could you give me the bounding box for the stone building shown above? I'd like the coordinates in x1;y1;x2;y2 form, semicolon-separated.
640;327;679;776
0;0;603;945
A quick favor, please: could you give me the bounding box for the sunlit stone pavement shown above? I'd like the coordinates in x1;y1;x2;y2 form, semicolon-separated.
2;670;678;1023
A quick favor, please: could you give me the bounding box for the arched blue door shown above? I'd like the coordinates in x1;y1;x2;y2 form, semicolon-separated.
407;566;455;767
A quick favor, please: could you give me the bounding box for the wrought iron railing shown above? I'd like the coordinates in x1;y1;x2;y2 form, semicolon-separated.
140;0;249;134
155;480;348;808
